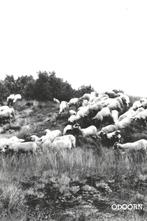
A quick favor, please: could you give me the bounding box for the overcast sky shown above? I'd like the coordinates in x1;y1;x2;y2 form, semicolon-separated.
0;0;147;96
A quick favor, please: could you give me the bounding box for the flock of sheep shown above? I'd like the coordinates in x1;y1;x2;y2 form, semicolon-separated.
0;90;147;158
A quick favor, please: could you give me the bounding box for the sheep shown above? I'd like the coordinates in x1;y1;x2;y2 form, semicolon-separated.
68;98;79;106
68;114;80;124
89;91;98;102
132;109;147;126
7;94;15;106
51;134;76;149
0;107;15;120
41;139;52;150
99;124;118;134
0;138;13;152
118;109;136;121
89;102;103;112
92;107;111;121
116;116;133;129
114;139;147;152
8;136;25;143
42;129;62;142
0;106;12;111
13;94;22;103
59;101;69;114
134;109;147;120
132;100;142;110
69;110;76;116
111;110;119;123
4;141;39;153
7;94;21;106
74;125;97;137
107;97;124;111
77;106;90;118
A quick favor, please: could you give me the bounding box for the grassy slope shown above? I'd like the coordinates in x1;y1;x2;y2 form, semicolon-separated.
0;100;147;220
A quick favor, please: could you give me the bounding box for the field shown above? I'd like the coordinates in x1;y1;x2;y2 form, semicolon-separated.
0;100;147;221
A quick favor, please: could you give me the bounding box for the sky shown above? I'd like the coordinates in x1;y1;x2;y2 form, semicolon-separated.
0;0;147;96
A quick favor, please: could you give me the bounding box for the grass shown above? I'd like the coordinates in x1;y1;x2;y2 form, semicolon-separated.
0;144;146;220
0;100;147;220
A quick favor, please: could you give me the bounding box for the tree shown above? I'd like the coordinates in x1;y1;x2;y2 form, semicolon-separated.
34;72;53;101
0;81;8;103
15;75;35;99
74;85;94;97
4;75;17;95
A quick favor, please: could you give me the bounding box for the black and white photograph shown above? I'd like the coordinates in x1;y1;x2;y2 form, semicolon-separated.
0;0;147;220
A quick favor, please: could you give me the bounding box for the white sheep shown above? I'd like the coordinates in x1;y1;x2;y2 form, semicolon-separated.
75;125;97;137
69;110;76;116
7;94;15;101
51;134;76;149
59;101;69;114
0;106;11;111
107;97;124;111
13;94;22;103
4;141;39;153
7;94;21;106
89;102;103;112
116;116;133;129
89;91;98;102
134;109;147;121
111;110;119;123
132;100;142;110
8;136;25;143
118;109;136;121
42;129;62;142
41;139;52;150
114;139;147;152
77;106;90;118
0;137;21;152
92;107;111;121
100;124;118;134
7;94;15;106
0;106;15;119
68;98;79;106
68;114;80;123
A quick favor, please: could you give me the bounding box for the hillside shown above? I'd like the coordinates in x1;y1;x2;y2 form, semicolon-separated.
0;97;146;220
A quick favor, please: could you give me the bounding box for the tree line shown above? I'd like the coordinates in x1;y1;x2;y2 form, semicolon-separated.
0;71;94;103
